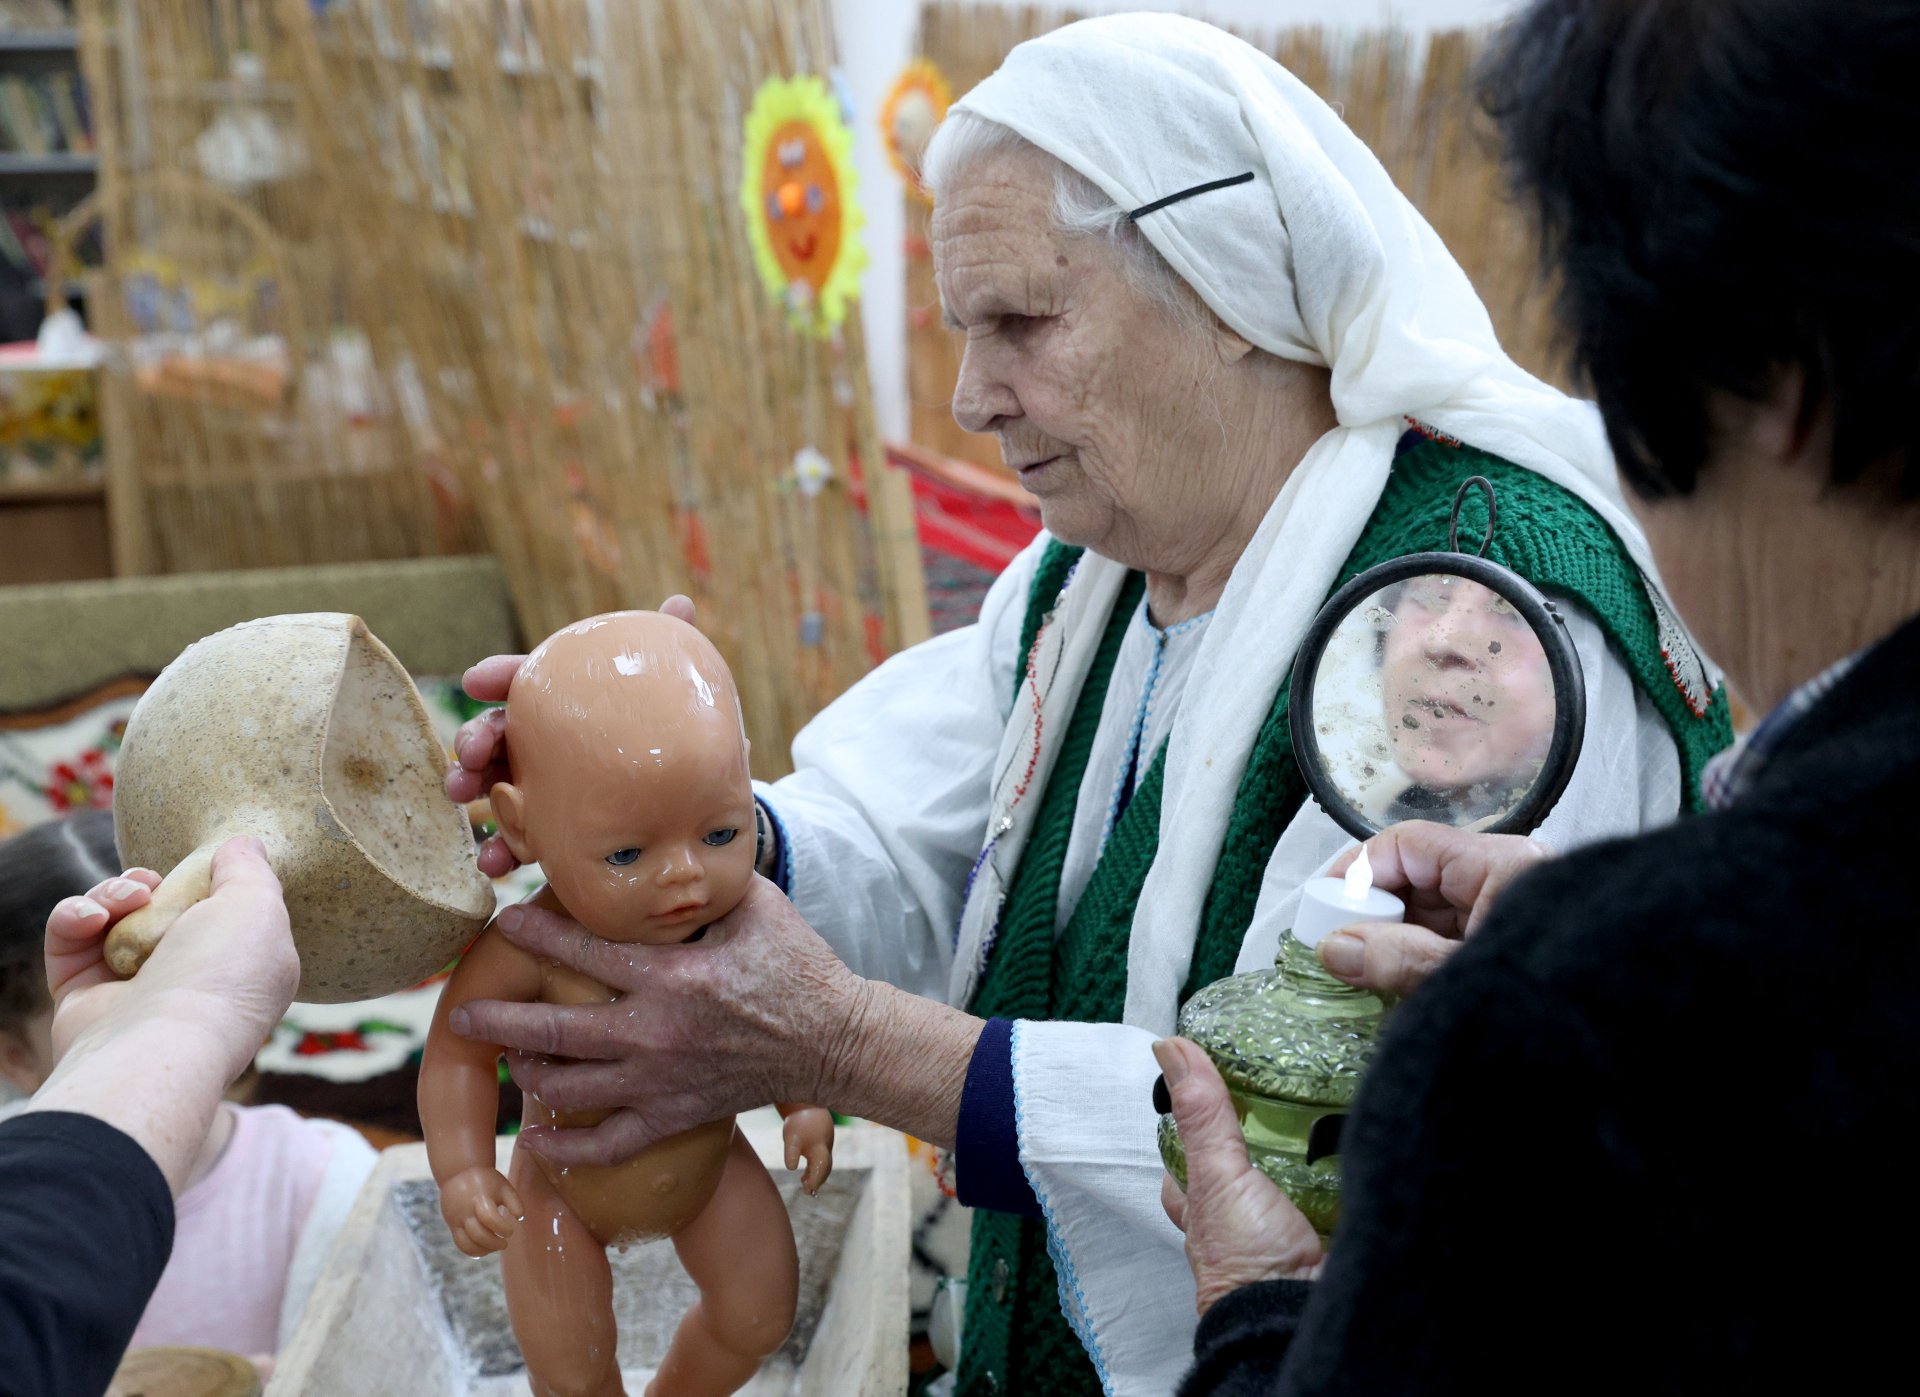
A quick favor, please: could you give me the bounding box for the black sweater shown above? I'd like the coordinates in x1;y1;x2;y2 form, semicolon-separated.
1183;611;1920;1395
0;1112;173;1396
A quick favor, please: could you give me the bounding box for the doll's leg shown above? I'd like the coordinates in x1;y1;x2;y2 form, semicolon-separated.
503;1151;626;1397
646;1131;799;1397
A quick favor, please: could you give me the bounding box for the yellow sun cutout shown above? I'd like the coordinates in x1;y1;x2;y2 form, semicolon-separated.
880;60;952;202
741;75;867;337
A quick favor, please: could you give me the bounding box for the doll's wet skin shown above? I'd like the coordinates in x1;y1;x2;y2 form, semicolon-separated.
419;611;834;1397
494;615;758;943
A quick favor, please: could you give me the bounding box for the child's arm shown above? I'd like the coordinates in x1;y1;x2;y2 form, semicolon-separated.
419;922;541;1256
775;1102;836;1196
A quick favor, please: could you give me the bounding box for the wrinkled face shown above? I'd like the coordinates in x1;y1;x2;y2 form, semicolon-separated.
932;149;1229;564
519;722;756;946
761;121;843;293
1379;576;1556;795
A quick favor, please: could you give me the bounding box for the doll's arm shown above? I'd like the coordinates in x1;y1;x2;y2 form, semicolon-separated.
420;922;542;1255
776;1102;836;1196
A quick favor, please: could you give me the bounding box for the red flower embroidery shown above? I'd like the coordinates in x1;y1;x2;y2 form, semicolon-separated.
293;1030;370;1056
45;750;114;812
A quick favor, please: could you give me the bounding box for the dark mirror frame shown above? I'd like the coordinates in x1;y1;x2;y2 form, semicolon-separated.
1287;552;1588;841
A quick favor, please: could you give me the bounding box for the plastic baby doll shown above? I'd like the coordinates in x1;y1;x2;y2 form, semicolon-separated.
418;612;834;1397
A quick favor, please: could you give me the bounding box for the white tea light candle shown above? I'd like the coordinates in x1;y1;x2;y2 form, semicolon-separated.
1291;843;1406;949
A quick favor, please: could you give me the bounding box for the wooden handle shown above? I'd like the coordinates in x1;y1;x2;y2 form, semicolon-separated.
106;1345;261;1397
105;843;219;979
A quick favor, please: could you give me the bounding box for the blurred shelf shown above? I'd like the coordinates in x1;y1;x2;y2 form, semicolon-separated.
0;152;97;176
318;36;599;81
27;277;88;300
0;480;106;505
0;32;94;193
0;32;79;55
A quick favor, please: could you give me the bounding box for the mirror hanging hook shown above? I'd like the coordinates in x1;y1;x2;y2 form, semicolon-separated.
1449;476;1498;558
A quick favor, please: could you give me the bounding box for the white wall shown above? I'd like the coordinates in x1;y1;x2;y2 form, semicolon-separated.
830;0;1529;439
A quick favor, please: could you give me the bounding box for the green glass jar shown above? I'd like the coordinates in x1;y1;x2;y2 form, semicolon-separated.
1157;929;1388;1239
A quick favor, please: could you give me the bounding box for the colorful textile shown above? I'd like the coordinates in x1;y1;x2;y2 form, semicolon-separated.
0;679;142;837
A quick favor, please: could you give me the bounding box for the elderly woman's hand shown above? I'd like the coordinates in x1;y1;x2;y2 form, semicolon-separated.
445;594;700;876
447;875;982;1165
449;876;855;1162
1156;1037;1324;1313
1315;821;1554;999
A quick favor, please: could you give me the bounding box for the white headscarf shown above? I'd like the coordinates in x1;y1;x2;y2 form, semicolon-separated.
940;13;1680;1032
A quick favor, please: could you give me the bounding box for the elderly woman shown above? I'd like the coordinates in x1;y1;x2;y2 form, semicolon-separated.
444;14;1730;1394
1162;0;1920;1392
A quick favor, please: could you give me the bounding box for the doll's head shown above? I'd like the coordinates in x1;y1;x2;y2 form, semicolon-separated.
491;612;755;943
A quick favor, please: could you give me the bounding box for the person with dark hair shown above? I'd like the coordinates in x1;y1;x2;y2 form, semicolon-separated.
1162;1;1920;1391
0;813;122;1096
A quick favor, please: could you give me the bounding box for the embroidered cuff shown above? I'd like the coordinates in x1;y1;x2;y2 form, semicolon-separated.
755;795;795;896
955;1017;1041;1217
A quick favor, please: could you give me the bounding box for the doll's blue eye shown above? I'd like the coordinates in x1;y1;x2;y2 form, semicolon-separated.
606;848;642;866
703;828;738;847
805;184;824;214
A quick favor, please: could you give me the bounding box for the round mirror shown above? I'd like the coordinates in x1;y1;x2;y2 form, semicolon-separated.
1288;553;1586;839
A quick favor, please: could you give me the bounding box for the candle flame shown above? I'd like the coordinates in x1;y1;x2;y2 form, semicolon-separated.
1344;844;1375;900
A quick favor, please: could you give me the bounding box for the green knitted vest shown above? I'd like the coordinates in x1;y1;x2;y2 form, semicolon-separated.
954;435;1734;1396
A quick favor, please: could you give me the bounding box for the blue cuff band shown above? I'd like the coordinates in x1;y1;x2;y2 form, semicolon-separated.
756;796;795;896
955;1017;1041;1217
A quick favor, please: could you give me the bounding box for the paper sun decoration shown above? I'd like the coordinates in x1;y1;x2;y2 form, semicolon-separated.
880;60;952;201
741;75;867;337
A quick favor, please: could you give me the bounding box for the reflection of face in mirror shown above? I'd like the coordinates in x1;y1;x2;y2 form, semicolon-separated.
1312;573;1557;830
